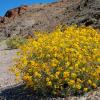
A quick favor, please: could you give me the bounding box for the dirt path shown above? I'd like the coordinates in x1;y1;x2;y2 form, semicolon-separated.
0;41;18;89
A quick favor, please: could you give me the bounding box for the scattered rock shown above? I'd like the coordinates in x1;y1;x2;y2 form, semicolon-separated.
0;17;5;23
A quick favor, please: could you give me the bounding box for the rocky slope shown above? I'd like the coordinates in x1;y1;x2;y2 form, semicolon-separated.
0;0;100;40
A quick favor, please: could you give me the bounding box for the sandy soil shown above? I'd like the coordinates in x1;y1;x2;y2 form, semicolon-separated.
0;41;18;89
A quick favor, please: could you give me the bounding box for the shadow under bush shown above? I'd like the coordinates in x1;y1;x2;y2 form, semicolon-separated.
0;84;57;100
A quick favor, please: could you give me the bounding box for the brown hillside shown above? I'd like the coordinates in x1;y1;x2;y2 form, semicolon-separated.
0;0;100;40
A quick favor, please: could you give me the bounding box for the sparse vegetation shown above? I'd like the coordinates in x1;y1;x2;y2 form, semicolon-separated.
12;25;100;97
6;36;27;49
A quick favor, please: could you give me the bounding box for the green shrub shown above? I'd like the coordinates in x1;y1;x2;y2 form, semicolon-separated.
6;36;27;49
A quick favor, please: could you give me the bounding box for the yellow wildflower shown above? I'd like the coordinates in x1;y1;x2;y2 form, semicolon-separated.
83;88;88;92
71;73;77;78
76;84;81;90
47;81;52;86
68;80;75;86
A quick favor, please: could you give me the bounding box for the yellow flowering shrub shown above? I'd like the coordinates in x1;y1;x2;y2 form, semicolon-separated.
13;25;100;96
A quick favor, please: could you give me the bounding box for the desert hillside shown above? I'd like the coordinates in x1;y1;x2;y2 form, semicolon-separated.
0;0;100;40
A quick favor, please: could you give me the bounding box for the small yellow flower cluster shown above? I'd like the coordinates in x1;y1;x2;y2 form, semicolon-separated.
13;25;100;96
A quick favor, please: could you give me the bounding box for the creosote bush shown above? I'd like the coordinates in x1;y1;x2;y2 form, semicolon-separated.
12;25;100;96
6;36;27;49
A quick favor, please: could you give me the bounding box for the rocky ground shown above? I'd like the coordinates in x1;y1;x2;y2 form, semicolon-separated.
0;0;100;40
0;41;18;89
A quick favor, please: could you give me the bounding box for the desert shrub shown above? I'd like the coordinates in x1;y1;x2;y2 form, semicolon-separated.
13;25;100;96
6;36;27;49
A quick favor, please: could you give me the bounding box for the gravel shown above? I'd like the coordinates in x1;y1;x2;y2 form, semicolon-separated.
0;41;18;89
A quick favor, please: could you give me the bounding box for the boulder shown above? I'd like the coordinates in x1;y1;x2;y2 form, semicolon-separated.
5;5;29;18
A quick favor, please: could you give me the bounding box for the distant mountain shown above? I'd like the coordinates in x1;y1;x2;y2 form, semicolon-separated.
0;0;100;40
